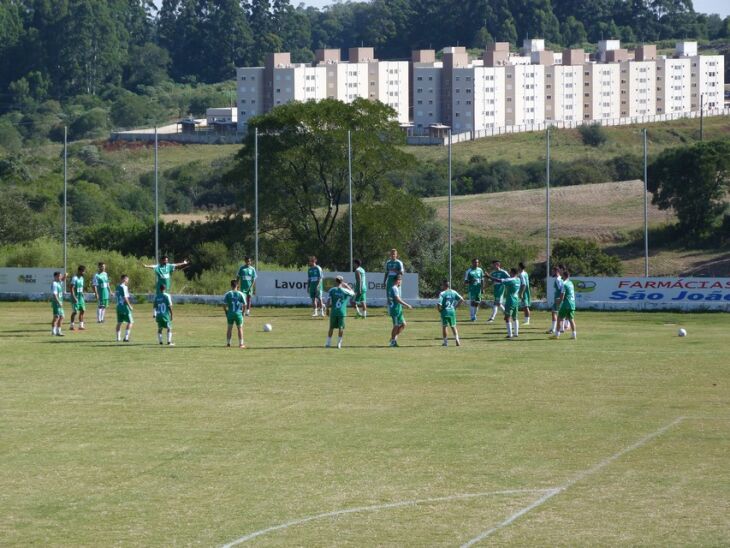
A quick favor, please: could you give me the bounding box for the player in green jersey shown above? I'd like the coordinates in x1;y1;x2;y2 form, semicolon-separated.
92;262;111;323
388;274;413;347
51;271;65;336
143;255;190;295
489;267;521;339
464;258;484;321
547;265;564;334
237;256;257;317
353;259;367;318
115;274;134;342
154;284;174;346
307;256;325;317
552;269;577;340
487;260;509;322
69;265;87;331
325;276;355;348
518;262;531;325
383;248;405;303
223;279;247;348
437;279;464;346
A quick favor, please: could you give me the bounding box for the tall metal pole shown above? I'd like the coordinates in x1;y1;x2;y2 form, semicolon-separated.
63;126;68;284
643;128;649;277
348;130;353;271
700;94;704;141
448;129;452;287
153;126;160;262
254;127;259;268
545;127;551;291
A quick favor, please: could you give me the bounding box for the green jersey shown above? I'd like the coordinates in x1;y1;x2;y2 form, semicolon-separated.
561;280;576;308
51;281;64;303
93;272;110;293
502;277;521;308
464;267;484;287
385;259;404;283
116;283;131;310
328;286;354;317
71;275;84;296
519;271;530;295
354;266;366;294
388;284;402;315
223;290;246;316
237;265;257;292
153;264;175;293
307;265;323;285
154;293;172;322
438;289;463;317
490;269;509;287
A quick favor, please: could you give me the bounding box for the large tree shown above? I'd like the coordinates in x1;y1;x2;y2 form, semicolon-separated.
648;140;730;237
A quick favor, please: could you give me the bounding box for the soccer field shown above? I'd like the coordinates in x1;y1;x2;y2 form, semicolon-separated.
1;302;729;546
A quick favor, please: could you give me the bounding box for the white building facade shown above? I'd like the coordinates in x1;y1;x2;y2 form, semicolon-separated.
506;63;545;126
583;63;621;121
545;64;583;122
656;57;691;114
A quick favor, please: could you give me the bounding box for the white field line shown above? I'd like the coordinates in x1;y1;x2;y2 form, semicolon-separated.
220;488;553;547
461;416;686;547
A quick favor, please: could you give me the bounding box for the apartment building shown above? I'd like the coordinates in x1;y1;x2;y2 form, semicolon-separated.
237;67;265;127
413;63;443;131
656;56;691;114
546;49;584;122
583;62;621;121
506;63;545;125
620;46;657;118
451;65;506;132
369;59;410;123
690;53;724;111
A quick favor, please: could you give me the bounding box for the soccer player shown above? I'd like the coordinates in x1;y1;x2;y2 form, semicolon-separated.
143;255;190;295
50;271;65;337
69;265;87;331
115;274;134;342
437;279;464;346
223;279;247;348
92;262;111;323
307;256;325;317
353;259;367;318
558;263;570;332
489;268;521;339
487;260;509;322
464;258;484;321
237;256;257;316
518;262;531;325
325;276;355;348
546;265;564;335
552;269;577;340
154;283;174;346
388;274;413;347
383;248;404;302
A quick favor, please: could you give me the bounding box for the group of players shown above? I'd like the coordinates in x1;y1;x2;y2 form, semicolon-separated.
48;248;577;348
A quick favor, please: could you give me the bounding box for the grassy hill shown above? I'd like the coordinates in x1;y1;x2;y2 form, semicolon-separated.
425;180;730;277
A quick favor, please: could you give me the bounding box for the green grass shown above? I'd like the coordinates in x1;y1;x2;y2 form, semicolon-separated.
406;115;730;165
2;303;729;545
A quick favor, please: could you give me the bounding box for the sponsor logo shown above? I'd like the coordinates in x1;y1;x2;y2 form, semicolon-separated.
610;290;730;302
573;279;596;293
16;274;37;284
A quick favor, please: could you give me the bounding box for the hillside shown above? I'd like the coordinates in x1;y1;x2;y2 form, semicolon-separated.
425;180;730;277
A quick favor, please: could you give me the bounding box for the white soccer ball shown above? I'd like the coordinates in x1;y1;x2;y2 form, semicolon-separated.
678;328;687;337
263;323;273;332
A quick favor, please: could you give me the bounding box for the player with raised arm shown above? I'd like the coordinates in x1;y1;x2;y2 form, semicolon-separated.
223;279;247;348
237;256;257;316
437;279;464;346
92;262;111;323
307;256;325;317
154;284;174;346
489;267;521;339
383;249;404;303
551;269;577;340
115;274;134;343
143;255;190;295
518;262;531;326
50;271;65;337
464;258;484;321
325;276;355;348
353;259;367;318
69;265;87;331
388;274;413;347
546;265;564;335
487;260;509;322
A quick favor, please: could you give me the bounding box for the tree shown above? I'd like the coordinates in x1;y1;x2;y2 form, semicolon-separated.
648;141;730;237
229;99;414;264
551;238;623;276
110;93;157;128
578;123;608;147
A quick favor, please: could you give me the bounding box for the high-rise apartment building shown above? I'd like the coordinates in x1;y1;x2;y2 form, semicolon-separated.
583;62;621;121
656;57;691;114
546;49;584;122
620;46;657;118
506;63;545;125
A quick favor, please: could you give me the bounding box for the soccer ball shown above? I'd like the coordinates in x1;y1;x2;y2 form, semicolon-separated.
678;328;687;337
263;323;273;332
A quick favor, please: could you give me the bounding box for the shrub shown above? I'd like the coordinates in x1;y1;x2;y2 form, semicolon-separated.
550;237;623;276
578;123;608;147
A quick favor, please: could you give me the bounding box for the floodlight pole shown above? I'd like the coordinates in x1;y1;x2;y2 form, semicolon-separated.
154;126;159;263
63;126;68;286
348;130;353;272
643;128;649;277
254;127;259;268
699;93;704;141
448;128;452;287
545;127;551;291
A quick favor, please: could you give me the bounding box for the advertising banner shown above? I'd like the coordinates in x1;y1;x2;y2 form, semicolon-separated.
0;268;60;295
255;271;419;300
547;277;730;310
